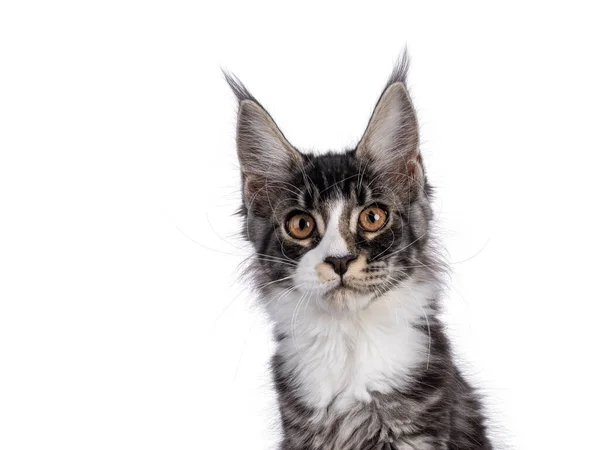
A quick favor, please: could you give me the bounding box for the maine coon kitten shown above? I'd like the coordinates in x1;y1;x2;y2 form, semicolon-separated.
225;53;492;450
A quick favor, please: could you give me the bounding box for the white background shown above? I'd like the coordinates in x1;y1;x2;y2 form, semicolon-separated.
1;1;599;449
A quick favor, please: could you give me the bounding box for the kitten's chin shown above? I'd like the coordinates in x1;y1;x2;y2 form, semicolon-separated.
319;286;374;314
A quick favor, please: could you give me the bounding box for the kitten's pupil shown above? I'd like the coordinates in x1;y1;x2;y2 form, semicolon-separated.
299;218;308;230
368;211;379;223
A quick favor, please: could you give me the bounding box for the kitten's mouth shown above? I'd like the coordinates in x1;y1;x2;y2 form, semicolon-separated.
320;281;375;313
324;276;343;288
327;279;362;294
327;275;386;297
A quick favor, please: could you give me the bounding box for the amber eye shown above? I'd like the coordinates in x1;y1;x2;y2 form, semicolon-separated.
358;206;388;232
286;212;315;239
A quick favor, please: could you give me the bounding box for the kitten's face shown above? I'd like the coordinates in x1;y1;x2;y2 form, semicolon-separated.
228;66;434;314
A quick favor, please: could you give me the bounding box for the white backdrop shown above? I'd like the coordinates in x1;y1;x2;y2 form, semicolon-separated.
1;1;599;449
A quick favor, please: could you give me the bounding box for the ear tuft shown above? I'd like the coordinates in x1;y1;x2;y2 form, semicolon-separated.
384;47;410;88
222;70;257;104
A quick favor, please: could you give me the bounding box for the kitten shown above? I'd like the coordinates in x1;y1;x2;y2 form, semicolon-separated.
225;53;492;450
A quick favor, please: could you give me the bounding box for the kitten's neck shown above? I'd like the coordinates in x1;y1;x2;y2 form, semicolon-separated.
267;280;436;411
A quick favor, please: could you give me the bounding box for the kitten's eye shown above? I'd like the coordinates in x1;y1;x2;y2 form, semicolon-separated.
358;206;388;232
286;212;315;239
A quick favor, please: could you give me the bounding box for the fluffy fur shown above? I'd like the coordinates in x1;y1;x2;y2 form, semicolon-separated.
226;52;492;449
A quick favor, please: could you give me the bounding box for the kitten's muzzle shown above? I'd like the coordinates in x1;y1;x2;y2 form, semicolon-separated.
324;254;357;276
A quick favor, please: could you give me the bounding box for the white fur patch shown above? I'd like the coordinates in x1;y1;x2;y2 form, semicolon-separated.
292;201;349;297
320;202;349;257
265;279;436;412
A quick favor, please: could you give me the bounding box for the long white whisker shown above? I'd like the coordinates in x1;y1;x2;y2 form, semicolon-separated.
205;212;246;251
177;226;243;257
263;283;304;309
291;290;309;355
379;229;430;261
255;275;296;289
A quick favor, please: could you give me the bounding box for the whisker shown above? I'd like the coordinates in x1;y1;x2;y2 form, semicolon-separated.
205;212;246;251
263;283;303;309
291;290;309;354
251;255;297;268
177;226;244;257
372;227;396;260
211;289;246;329
255;275;295;289
316;173;360;196
379;229;430;261
232;321;252;381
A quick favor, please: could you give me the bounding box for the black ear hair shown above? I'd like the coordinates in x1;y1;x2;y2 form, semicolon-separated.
222;70;258;104
383;47;411;90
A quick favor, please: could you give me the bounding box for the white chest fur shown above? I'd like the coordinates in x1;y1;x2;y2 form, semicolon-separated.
266;281;435;412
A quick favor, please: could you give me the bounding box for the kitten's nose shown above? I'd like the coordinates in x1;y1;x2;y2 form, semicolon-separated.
324;255;357;276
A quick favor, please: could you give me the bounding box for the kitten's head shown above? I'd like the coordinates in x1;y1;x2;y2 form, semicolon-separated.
227;55;438;314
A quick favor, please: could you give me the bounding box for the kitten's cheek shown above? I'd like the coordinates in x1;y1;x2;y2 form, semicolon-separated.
293;266;337;295
293;253;321;289
292;266;319;291
315;263;338;283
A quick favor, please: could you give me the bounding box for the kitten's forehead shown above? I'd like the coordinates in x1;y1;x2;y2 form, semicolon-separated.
312;198;356;236
295;151;374;211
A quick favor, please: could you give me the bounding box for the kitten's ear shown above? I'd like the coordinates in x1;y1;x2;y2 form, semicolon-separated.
224;73;302;208
357;65;423;187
